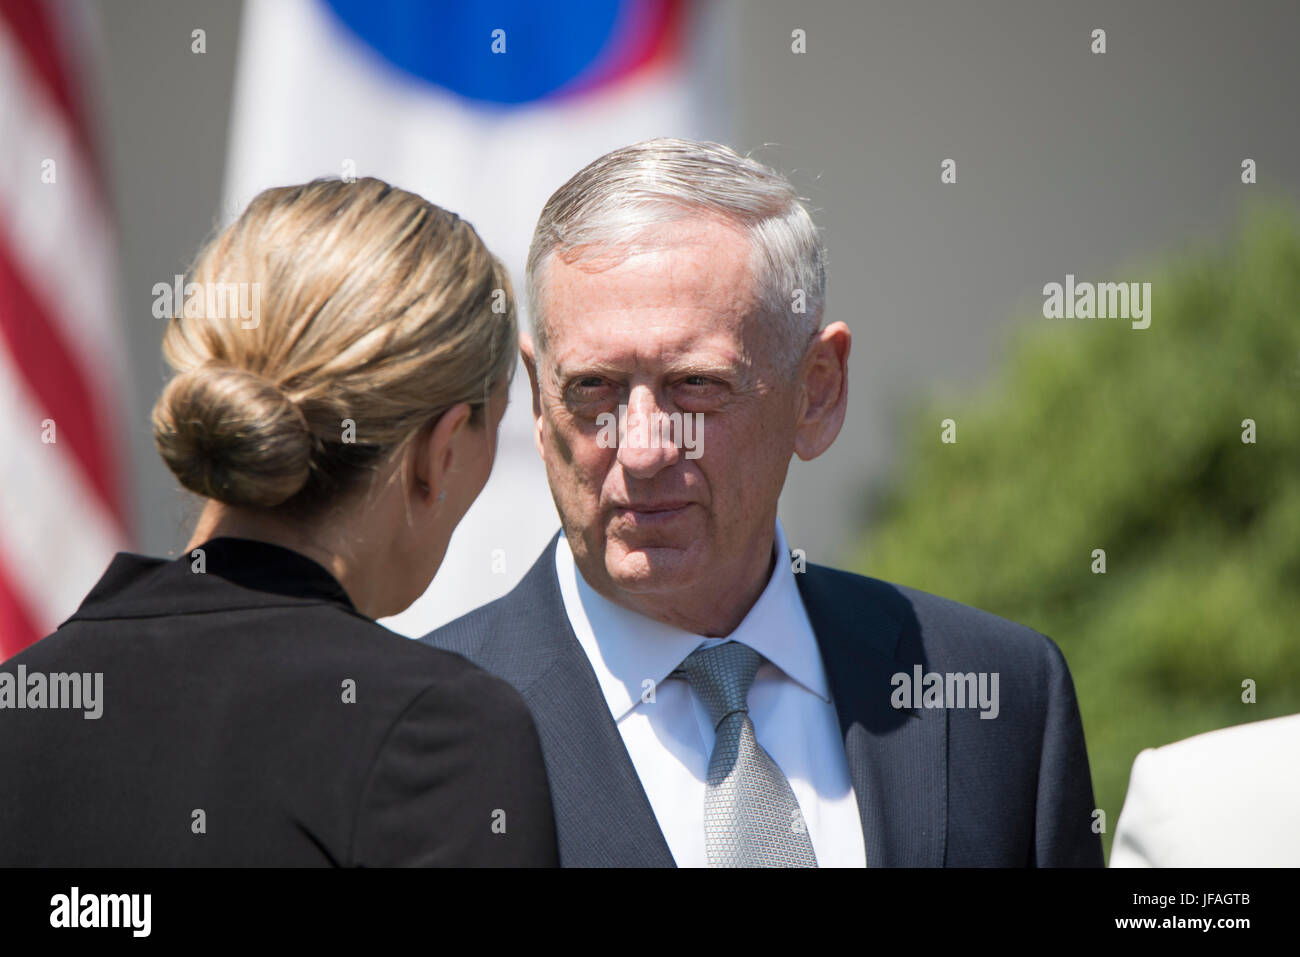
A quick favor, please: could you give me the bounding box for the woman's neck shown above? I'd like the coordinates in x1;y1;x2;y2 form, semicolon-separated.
186;501;377;616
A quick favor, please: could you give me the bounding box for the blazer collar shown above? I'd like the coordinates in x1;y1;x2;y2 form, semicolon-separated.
500;535;677;867
65;537;359;624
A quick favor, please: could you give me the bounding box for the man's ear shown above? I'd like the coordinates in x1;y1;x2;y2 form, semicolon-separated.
519;332;545;460
411;401;473;510
793;321;851;461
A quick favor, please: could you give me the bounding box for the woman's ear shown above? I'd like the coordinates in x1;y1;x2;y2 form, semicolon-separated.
410;402;474;510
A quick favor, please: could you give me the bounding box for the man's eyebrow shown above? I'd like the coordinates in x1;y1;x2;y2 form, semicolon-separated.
550;359;626;383
663;360;743;378
551;358;744;383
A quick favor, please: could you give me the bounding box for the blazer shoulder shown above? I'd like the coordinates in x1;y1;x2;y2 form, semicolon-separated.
803;563;1066;669
1111;713;1300;866
350;663;557;866
419;538;564;674
319;609;536;721
33;597;518;712
1125;712;1300;785
419;587;517;661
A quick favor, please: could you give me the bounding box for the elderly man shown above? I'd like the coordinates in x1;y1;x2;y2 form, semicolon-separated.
423;138;1103;868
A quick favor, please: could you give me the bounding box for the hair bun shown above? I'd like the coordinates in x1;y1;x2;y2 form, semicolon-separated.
152;365;313;508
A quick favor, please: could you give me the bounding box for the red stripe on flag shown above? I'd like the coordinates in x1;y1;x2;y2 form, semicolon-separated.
0;0;100;178
0;549;42;661
0;229;126;528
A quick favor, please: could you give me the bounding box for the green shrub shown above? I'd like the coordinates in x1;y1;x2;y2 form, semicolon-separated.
853;206;1300;861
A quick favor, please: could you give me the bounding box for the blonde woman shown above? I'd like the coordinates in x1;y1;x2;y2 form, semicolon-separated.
0;178;557;866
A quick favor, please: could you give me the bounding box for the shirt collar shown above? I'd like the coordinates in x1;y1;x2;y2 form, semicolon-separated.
555;520;830;723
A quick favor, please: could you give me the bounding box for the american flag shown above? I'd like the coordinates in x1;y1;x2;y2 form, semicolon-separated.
0;0;128;660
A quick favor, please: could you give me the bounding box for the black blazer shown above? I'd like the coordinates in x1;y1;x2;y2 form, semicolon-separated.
422;534;1104;867
0;537;558;867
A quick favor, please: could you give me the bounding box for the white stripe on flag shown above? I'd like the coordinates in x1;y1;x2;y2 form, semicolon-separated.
0;336;124;633
0;20;125;425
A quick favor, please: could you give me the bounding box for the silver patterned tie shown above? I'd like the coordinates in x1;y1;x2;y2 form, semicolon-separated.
675;641;818;867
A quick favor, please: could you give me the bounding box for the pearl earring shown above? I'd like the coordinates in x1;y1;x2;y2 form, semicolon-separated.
437;490;446;504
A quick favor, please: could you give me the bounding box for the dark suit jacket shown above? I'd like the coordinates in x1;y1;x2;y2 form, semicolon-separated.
422;535;1104;867
0;537;558;867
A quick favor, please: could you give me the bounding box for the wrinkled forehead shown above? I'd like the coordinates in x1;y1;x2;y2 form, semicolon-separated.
539;217;772;363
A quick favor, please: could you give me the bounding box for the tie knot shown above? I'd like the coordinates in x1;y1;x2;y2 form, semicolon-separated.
675;641;762;728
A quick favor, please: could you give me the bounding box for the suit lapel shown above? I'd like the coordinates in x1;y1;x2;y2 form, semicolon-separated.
797;565;948;867
500;539;675;867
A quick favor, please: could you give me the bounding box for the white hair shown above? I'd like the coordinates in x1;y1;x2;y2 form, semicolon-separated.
525;138;826;369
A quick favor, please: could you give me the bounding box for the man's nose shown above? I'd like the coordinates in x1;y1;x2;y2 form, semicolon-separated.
615;386;682;479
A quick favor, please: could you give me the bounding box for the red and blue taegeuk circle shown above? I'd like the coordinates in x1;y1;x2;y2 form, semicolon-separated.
322;0;685;105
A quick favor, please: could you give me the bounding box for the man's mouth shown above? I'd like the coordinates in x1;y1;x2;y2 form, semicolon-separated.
612;502;694;526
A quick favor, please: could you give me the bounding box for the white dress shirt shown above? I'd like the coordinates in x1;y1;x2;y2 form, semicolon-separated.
554;521;867;867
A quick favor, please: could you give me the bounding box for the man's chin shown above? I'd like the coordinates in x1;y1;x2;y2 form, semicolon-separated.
603;541;703;594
